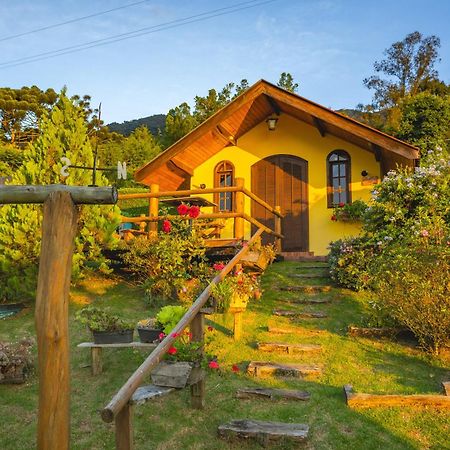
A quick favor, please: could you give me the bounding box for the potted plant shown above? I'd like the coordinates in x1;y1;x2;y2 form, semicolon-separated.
136;318;163;343
75;306;135;344
0;338;34;384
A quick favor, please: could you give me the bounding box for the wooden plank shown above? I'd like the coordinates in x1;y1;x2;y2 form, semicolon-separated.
36;191;78;450
312;116;326;137
267;326;326;336
130;385;174;405
273;309;327;319
115;403;133;450
234;178;245;240
247;361;322;378
236;387;310;401
0;184;117;204
91;347;103;376
257;342;321;354
344;385;450;409
278;285;332;293
218;419;309;445
77;342;157;349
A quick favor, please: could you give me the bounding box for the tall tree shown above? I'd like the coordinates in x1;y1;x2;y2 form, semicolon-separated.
277;72;299;92
364;31;441;109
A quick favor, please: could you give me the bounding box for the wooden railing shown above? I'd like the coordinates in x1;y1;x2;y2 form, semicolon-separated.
119;178;284;250
100;228;264;449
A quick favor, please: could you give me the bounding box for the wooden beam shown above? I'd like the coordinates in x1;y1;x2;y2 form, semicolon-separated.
36;191;78;450
264;94;281;115
169;158;194;176
371;143;382;162
216;124;236;145
0;185;117;205
312;117;326;137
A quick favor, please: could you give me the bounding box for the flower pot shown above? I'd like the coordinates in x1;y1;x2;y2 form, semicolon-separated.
230;293;249;309
137;327;163;343
92;329;134;344
151;361;205;388
242;251;269;271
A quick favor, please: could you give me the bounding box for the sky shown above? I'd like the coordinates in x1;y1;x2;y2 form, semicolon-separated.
0;0;449;124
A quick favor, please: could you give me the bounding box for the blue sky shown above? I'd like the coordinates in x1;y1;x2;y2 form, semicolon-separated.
0;0;449;124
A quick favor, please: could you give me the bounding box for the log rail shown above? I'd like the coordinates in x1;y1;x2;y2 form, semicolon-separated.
101;228;264;449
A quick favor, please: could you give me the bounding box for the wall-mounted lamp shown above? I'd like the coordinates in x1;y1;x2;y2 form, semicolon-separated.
361;170;368;177
199;183;206;189
266;116;279;131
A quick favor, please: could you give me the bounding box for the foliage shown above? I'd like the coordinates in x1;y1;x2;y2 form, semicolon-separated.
155;305;187;334
107;114;166;137
364;31;441;109
396;92;450;157
332;199;368;222
328;236;375;291
0;143;24;176
368;241;450;354
277;72;299;92
0;337;34;382
75;306;135;332
0;93;120;302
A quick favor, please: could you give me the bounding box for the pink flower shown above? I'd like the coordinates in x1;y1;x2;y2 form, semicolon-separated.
177;204;189;215
188;205;200;218
162;220;171;233
171;332;180;338
213;263;225;271
232;364;240;373
420;229;429;237
331;215;337;221
167;346;177;355
208;360;219;369
159;333;166;340
338;202;345;207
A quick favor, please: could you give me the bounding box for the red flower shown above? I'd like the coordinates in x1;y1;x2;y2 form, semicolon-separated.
159;333;166;340
331;215;337;221
213;263;225;271
162;220;171;233
188;205;200;218
338;202;345;207
208;360;219;369
207;326;214;332
232;364;240;373
177;204;189;215
167;346;177;355
171;332;180;338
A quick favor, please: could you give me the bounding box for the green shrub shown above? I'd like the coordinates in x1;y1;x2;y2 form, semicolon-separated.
75;306;135;332
155;305;187;334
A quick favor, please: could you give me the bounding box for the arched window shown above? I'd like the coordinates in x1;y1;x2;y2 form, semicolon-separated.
214;161;234;211
327;150;351;207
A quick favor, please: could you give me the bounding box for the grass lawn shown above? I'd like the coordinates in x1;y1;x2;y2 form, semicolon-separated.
1;261;449;449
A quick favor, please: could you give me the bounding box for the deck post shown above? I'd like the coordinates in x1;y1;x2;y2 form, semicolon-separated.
148;183;159;237
274;206;282;252
35;191;78;450
234;178;245;241
190;311;205;409
115;403;134;450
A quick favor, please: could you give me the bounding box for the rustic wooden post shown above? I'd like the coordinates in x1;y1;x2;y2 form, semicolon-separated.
190;312;205;409
36;191;78;450
274;205;282;252
233;310;243;341
91;347;103;375
139;213;146;233
148;183;159;237
234;178;245;241
115;403;134;450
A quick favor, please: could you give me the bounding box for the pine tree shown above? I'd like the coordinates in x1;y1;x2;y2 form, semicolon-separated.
0;93;120;302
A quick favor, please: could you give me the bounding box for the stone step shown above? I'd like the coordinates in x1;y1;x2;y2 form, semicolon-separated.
296;264;330;269
257;342;321;354
218;419;309;445
130;384;174;405
273;309;328;319
278;285;332;293
267;325;326;336
278;296;331;305
288;273;330;279
236;387;311;401
247;361;322;378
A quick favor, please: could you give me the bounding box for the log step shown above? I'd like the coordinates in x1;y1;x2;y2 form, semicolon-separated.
278;285;332;293
130;384;174;405
278;297;331;304
268;326;326;336
257;342;321;354
247;361;322;378
273;309;327;319
218;419;309;445
344;384;450;409
296;265;329;269
288;273;329;279
236;387;311;401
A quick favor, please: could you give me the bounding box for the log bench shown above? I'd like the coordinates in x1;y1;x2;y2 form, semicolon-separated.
77;342;157;375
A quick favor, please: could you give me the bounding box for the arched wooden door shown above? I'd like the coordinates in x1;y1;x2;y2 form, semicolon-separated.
251;155;309;251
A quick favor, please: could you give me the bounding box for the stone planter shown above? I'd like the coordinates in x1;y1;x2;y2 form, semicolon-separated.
151;361;205;388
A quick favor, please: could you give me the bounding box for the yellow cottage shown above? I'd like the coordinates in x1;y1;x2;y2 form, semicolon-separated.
134;80;419;257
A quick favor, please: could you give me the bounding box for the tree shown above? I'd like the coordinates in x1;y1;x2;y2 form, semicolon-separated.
277;72;299;92
0;86;57;145
0;93;120;302
396;93;450;157
364;31;441;109
163;102;197;148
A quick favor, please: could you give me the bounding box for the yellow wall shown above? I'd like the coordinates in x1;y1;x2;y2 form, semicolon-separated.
191;114;380;255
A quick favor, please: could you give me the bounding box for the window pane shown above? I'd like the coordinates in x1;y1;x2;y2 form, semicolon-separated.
340;191;347;203
329;153;338;162
332;164;339;177
340;163;346;176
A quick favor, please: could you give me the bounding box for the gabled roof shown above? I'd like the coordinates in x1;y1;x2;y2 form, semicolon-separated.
135;79;419;189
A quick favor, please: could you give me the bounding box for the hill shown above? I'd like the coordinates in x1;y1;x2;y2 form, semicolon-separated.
107;114;166;136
